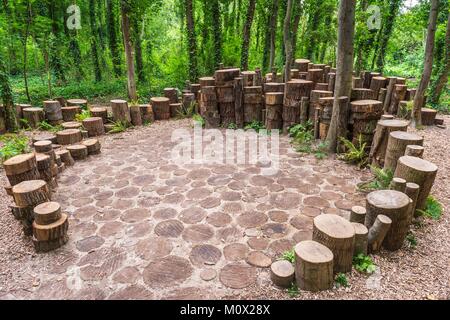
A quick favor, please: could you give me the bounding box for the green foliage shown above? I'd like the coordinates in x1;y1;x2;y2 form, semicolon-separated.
192;114;205;127
338;135;368;168
335;273;349;288
19;118;31;131
75;110;92;122
287;282;299;298
406;232;417;249
314;141;329;160
109;120;129;134
289;122;328;159
227;123;238;130
397;101;414;119
38;120;62;133
0;134;31;163
280;249;295;264
417;196;443;220
358;166;394;192
244;121;266;133
177;101;197;119
353;254;377;274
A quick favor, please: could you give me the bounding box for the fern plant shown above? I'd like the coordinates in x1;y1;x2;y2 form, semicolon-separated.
244;120;266;133
358;166;394;192
38;120;62;133
338;135;368;168
75;109;92;122
192;114;205;127
109;120;129;134
335;273;349;288
0;134;31;163
280;249;295;264
177;101;197;118
416;196;442;220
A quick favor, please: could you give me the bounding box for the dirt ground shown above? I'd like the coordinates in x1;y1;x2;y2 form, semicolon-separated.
0;117;448;300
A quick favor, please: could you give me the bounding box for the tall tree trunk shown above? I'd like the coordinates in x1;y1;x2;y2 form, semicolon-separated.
133;17;145;83
412;0;440;127
120;0;138;101
49;0;66;84
23;0;32;103
185;0;198;81
0;59;18;132
291;1;302;65
375;0;402;72
211;0;223;68
107;0;122;77
269;0;279;71
305;6;321;61
326;0;356;153
284;0;294;81
241;0;256;70
89;0;102;82
431;11;449;104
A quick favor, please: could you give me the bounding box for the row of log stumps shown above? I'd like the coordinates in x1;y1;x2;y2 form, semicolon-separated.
3;120;102;252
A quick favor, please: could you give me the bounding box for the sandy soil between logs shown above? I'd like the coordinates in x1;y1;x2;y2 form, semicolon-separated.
0;117;449;300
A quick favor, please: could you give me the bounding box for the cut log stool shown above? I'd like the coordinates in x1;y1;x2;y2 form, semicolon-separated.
164;88;179;104
139;105;154;124
130;106;143;126
405;145;424;158
62;121;82;130
265;92;284;130
365;190;411;251
294;240;334;292
55;149;75;166
352;223;369;255
56;129;82;145
82;117;105;137
67;99;88;109
67;145;88;160
23;107;45;128
82;139;101;155
421;108;438;126
111;99;131;124
3;153;40;186
90;107;108;123
394;156;438;210
367;214;392;253
270;260;295;288
350;206;366;224
313;214;355;273
151;97;171;120
33;202;69;253
384;131;423;172
43;100;63;125
61;106;81;122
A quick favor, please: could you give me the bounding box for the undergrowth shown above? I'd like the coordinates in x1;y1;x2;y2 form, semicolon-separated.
338;135;368;168
38;121;62;133
406;232;418;249
417;196;442;220
109;120;129;134
357;166;394;192
287;283;299;298
353;254;376;274
335;273;349;288
75;109;92;122
0;134;31;163
244;121;266;133
192;114;205;127
289;122;328;159
280;249;295;264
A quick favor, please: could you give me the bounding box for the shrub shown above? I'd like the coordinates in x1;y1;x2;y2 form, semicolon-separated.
75;109;92;122
339;135;368;168
0;134;31;163
280;249;295;264
417;196;442;220
358;166;394;192
109;120;129;134
244;120;266;133
353;253;376;274
38;121;62;133
335;273;349;288
192;114;205;127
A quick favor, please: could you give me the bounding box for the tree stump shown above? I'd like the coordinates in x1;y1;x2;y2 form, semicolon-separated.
307;69;324;85
149;97;170;121
129;106;142;126
388;84;407;115
270;260;295;288
327;73;336;93
404;182;420;220
421;108;438;126
216;85;236;127
15;104;31;121
382;77;397;113
405;145;424;158
200;86;220;128
90;107;108;123
82;117;105;137
56;129;82;145
33;201;61;225
242;71;256;86
32;133;57;145
389;177;407;192
294;59;310;72
82;139;101;155
264;82;285;93
315;83;329;91
384;131;423;172
164;88;179;104
350;100;383;148
32;234;69;253
67;145;88;160
62;121;82;130
352;223;369;255
378;88;387;104
365;190;411;251
33;213;68;242
405;88;416;101
300;97;310;125
170;103;183;118
369;119;409;167
199;77;215;87
12;180;51;207
283;80;314;132
23;107;45;128
111;99;131;124
350;206;366;224
234;77;244;128
367;214;392;253
43;100;63;125
55;149;75;167
351;88;376;101
265;92;284;130
35;153;56;189
394;156;438;210
214;68;241;86
243;86;263;123
309;90;333;124
67;99;88;109
313;214;355;273
369;76;387;99
381;114;394;120
353;77;363;89
318;97;334;139
61;106;81;122
294;240;334;291
3;153;40;187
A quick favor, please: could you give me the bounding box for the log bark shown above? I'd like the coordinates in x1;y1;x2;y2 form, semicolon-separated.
394;156;438;210
352;223;368;255
383;77;397;113
367;214;392;253
111;99;131;124
350;206;366;224
389;84;407;115
214;69;241;86
369;119;409;167
32;233;68;253
421;108;438;126
294;59;310;72
270;260;295;288
351;88;376;101
12;180;51;207
129;106;143;126
384;131;424;172
33;213;68;242
170;103;183;118
389;177;407;192
55;149;75;167
405;145;424;158
56;129;82;145
163;88;179;104
90;107;108;123
307;69;324;85
62;121;82;130
265;93;284;130
300;97;310;125
61;106;81;122
82;117;105;137
309;90;333;123
43;100;63;124
199;77;215;87
243;86;263;123
67;144;89;160
369;76;387;99
151;97;171;120
67;99;88;108
23;107;44;128
313;214;355;273
365;190;411;251
234;77;244;128
33;201;61;225
82;139;101;155
283;80;314;132
264;82;285;93
3;153;40;186
294;240;334;291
